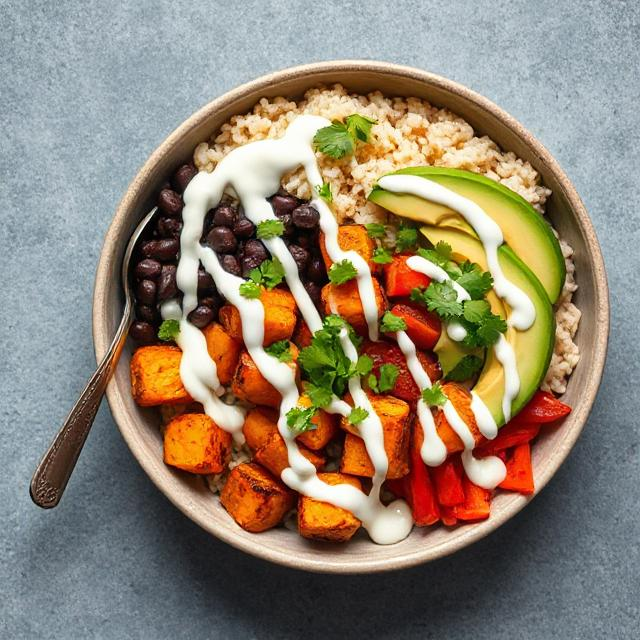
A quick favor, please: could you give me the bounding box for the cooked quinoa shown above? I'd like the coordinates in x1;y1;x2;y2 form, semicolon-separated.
194;84;580;395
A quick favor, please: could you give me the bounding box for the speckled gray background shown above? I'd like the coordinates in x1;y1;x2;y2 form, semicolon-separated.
1;0;638;638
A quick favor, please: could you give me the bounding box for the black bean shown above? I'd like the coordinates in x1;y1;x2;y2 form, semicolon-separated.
212;203;237;228
205;227;237;253
243;239;268;260
296;233;312;249
241;254;266;277
157;265;178;301
304;281;321;306
136;279;157;305
292;203;320;230
306;256;326;283
278;213;296;238
288;244;309;271
188;305;214;328
232;218;255;239
134;258;161;281
197;268;215;293
129;321;156;344
136;304;158;323
172;163;197;193
220;254;241;276
157;188;183;217
141;238;179;262
200;294;221;313
157;217;182;239
271;193;299;217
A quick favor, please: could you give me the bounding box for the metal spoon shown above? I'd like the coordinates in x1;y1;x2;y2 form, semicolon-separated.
30;207;159;508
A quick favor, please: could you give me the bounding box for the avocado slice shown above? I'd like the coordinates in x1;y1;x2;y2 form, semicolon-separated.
368;167;566;303
421;226;555;427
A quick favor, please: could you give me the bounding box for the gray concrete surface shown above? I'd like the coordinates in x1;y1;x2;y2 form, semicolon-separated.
1;1;638;638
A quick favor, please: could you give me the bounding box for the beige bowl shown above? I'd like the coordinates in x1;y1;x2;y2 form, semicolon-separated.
93;61;608;574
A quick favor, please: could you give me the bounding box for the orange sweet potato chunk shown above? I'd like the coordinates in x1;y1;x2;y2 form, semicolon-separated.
340;395;411;479
201;322;241;385
163;413;231;474
321;278;386;335
218;288;297;346
242;407;279;451
130;345;192;407
433;382;482;454
298;472;362;542
254;433;325;478
295;395;338;451
220;462;294;533
230;344;299;408
320;224;376;272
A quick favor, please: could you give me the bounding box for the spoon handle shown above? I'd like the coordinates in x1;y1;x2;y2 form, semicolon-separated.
30;306;132;508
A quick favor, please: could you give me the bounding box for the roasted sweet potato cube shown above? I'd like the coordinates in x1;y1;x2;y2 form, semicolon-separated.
255;433;325;477
298;472;362;542
159;402;203;425
292;318;313;348
242;407;279;451
220;463;294;532
433;382;482;454
295;395;338;450
130;345;192;407
320;224;376;272
163;413;232;474
321;278;385;335
340;395;411;479
218;288;297;346
230;344;299;408
201;322;241;385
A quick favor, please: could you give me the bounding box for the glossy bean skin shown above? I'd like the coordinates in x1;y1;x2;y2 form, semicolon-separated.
292;204;320;230
306;255;325;283
220;254;241;276
157;265;178;301
271;193;299;217
303;281;321;306
232;218;255;239
205;227;237;253
129;321;156;344
134;258;161;281
288;244;309;271
157;217;182;238
136;304;158;324
197;268;216;293
141;238;179;262
212;203;238;228
188;305;214;328
172;163;197;193
157;189;183;217
136;279;157;305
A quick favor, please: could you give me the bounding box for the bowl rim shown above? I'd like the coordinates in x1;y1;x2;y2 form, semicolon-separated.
92;60;609;574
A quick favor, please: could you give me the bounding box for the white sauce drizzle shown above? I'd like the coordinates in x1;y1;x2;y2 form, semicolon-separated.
176;115;411;544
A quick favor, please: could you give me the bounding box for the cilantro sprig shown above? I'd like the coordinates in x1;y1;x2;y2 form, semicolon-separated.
264;340;293;362
315;181;332;203
365;223;386;238
328;259;358;285
421;382;447;407
313;114;377;159
348;406;369;426
396;225;418;252
256;219;285;240
286;406;317;434
368;364;399;394
411;281;464;321
158;319;180;342
380;311;407;333
372;247;393;264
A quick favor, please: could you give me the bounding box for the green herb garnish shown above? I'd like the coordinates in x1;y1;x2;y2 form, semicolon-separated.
256;219;285;240
445;355;484;382
380;311;407;333
315;181;333;203
239;281;262;299
395;225;418;252
421;382;447;407
461;308;508;348
368;364;399;394
372;247;393;264
264;340;293;362
365;223;386;238
158;319;180;342
328;259;358;285
455;261;494;300
313;114;376;159
286;407;317;434
411;281;464;321
248;257;285;290
348;406;369;426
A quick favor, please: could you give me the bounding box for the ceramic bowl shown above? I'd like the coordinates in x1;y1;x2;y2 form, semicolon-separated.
93;61;608;573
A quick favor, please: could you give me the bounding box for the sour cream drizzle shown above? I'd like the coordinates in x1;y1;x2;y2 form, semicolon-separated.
177;115;411;544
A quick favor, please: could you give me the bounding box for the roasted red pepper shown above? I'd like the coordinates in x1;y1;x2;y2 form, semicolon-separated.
383;254;431;298
390;301;442;350
511;390;571;425
476;422;540;456
454;476;492;521
430;455;465;506
499;443;535;495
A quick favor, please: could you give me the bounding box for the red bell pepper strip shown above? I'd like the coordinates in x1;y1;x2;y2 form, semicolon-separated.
439;506;458;526
499;443;535;495
406;444;440;526
390;302;442;350
430;455;465;506
383;254;431;298
454;476;492;521
475;423;540;456
511;390;571;425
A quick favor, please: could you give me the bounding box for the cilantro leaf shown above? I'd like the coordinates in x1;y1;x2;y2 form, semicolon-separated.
258;258;285;289
345;114;376;142
445;355;484;382
304;382;333;408
313;121;355;159
416;242;461;278
286;407;317;434
456;262;494;299
415;281;464;320
396;225;418;252
372;246;393;264
365;223;386;238
463;312;507;348
462;299;491;323
328;259;358;285
421;382;447;406
315;181;333;203
158;319;180;342
264;340;293;362
256;219;285;240
239;281;262;299
354;354;373;377
380;311;407;333
348;406;369;426
369;364;399;393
